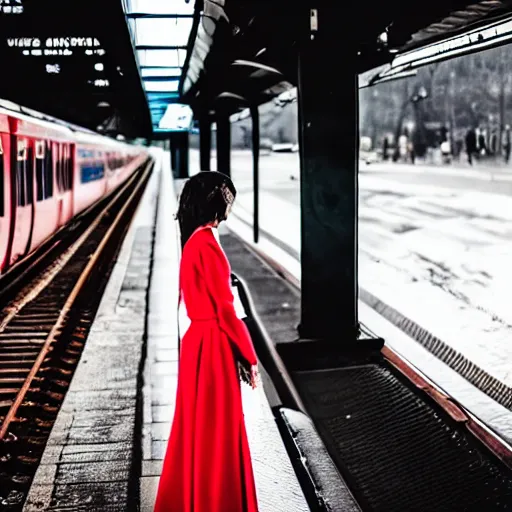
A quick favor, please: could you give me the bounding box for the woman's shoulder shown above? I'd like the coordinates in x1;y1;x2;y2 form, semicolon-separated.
184;226;218;254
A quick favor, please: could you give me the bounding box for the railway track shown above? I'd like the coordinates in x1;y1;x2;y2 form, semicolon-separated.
0;160;153;510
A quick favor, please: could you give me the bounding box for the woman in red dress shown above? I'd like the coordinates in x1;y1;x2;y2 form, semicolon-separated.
154;171;259;512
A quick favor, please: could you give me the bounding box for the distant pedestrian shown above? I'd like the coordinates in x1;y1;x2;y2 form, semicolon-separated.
491;132;498;155
441;139;451;164
502;125;511;163
478;129;487;156
465;128;477;165
383;136;389;161
408;140;415;164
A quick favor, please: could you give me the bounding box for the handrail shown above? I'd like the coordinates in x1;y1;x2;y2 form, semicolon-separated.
231;272;307;415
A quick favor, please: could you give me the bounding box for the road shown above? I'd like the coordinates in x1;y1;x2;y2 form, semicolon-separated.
189;150;512;392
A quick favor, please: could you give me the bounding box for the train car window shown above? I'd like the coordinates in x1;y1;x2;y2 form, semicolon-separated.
26;147;34;205
56;145;62;192
62;145;67;191
0;137;4;216
61;145;64;192
65;146;70;191
66;148;73;191
66;158;70;190
45;142;53;198
36;141;45;201
68;153;73;190
80;160;105;183
63;147;67;191
17;161;26;207
64;156;67;191
63;148;70;192
17;141;27;207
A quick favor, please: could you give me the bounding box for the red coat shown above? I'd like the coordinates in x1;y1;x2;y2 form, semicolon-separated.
154;225;259;512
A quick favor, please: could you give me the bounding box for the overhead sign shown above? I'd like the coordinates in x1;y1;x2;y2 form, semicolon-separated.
158;104;193;131
46;63;60;74
90;79;110;87
0;0;23;14
6;37;105;57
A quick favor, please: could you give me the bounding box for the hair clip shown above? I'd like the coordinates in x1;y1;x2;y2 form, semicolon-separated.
221;184;235;205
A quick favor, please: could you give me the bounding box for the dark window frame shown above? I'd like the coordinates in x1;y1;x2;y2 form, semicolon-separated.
45;142;53;198
0;136;4;216
35;141;45;201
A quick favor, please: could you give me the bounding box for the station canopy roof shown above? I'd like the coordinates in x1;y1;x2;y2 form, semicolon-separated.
2;1;512;138
123;0;195;134
180;1;512;120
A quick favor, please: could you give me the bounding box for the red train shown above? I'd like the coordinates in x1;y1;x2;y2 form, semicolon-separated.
0;100;149;276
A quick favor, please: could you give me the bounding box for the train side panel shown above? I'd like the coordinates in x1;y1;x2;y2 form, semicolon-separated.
54;141;74;228
72;146;107;216
9;136;34;266
1;103;149;276
0;115;12;274
28;140;59;252
8;112;75;263
106;150;147;193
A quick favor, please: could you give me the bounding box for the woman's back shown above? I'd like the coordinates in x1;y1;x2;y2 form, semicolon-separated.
179;226;218;322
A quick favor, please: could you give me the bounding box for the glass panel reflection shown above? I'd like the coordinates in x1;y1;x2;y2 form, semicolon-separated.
134;18;193;47
137;49;180;67
144;80;179;92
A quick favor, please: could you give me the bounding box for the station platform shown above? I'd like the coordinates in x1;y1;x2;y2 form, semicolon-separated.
22;150;512;512
23;150;309;512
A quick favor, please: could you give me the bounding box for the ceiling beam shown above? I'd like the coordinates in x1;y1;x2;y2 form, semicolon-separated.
143;76;180;81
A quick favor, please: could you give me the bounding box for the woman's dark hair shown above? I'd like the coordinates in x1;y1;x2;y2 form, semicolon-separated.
176;171;237;249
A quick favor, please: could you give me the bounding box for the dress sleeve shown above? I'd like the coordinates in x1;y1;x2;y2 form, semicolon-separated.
199;233;257;366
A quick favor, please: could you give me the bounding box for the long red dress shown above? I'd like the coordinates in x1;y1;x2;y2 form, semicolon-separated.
154;225;259;512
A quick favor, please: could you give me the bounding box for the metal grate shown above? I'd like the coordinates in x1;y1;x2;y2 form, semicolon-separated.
293;364;512;511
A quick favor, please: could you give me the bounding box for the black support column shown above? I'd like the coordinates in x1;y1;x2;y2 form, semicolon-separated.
199;117;211;171
216;116;231;177
251;106;260;243
170;131;189;179
297;8;359;341
169;137;177;176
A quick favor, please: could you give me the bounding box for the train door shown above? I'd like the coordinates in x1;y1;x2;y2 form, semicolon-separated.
0;133;11;274
56;143;74;226
55;142;65;228
29;140;59;252
9;137;35;265
69;143;75;214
